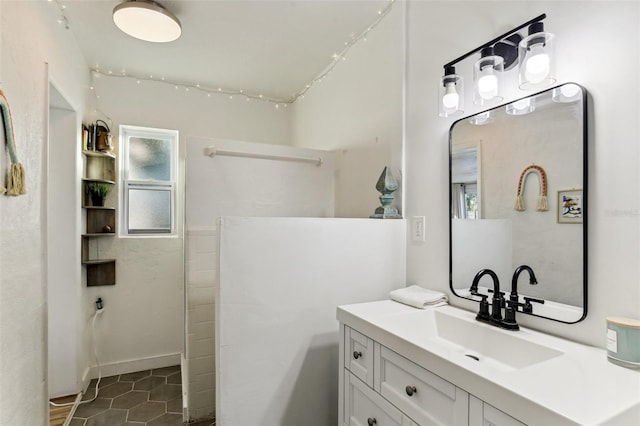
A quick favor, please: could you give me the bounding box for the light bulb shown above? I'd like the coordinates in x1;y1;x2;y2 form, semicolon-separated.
477;74;498;100
442;82;459;109
560;84;580;98
506;96;535;115
552;83;581;103
512;98;531;110
469;111;492;125
524;46;550;84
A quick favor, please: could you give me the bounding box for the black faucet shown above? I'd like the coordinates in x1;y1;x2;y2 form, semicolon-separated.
470;269;507;325
509;265;544;313
510;265;538;304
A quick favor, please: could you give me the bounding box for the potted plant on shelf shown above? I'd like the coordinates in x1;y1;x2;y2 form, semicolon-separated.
87;182;112;207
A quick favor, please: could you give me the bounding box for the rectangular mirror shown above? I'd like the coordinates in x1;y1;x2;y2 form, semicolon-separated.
449;83;587;323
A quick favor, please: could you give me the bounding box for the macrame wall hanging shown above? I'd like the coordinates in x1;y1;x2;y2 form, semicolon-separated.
0;89;26;195
514;164;548;211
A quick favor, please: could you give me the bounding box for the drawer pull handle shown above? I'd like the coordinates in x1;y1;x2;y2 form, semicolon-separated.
367;418;377;426
353;351;362;359
405;385;417;396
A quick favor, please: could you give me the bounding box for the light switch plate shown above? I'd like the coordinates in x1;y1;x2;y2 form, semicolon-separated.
412;216;425;242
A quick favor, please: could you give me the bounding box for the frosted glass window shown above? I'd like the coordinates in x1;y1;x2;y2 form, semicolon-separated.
129;137;171;181
120;125;178;237
128;188;171;233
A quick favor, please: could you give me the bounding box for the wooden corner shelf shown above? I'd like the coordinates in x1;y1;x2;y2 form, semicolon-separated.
81;141;118;286
82;177;116;185
84;260;116;287
83;150;116;159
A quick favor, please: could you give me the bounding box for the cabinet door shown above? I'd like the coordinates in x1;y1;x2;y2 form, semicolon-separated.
344;370;412;426
469;396;526;426
345;326;375;387
376;345;469;426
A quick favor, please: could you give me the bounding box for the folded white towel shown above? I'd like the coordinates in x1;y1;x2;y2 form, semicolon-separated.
389;285;448;309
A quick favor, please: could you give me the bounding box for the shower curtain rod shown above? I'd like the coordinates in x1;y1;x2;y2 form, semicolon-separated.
204;146;323;166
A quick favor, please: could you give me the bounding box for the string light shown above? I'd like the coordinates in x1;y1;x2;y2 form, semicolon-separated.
49;0;70;29
90;68;294;105
86;0;395;107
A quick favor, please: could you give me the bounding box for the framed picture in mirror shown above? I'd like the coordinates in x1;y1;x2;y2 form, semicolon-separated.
557;189;583;224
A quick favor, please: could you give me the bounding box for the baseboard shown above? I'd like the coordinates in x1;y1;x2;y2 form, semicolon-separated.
81;353;182;392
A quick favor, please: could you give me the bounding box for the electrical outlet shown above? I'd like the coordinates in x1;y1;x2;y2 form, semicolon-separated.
412;216;425;242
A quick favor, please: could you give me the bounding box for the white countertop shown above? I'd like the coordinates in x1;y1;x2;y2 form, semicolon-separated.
337;300;640;426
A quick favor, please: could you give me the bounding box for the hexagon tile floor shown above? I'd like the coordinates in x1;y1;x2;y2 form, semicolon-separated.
68;365;215;426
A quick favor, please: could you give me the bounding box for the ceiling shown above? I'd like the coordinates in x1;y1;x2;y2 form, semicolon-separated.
59;0;392;101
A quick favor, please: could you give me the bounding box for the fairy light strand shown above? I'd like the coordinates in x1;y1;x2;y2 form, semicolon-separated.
90;69;289;105
49;0;70;30
85;0;395;107
292;0;395;102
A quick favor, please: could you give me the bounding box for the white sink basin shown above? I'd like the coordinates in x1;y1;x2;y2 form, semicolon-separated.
432;310;563;370
376;306;563;372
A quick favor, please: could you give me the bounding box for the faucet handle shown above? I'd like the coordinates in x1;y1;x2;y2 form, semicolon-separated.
523;296;545;313
471;291;490;320
506;299;525;311
470;290;487;299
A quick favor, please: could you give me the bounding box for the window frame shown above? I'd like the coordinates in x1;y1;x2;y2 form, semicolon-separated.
119;125;179;237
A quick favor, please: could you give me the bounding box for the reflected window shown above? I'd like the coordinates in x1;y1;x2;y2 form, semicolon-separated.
452;183;478;219
120;126;178;235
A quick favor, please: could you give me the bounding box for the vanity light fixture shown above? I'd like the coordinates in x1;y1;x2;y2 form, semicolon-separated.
519;22;556;90
440;14;554;117
506;97;536;115
113;0;182;43
473;47;506;106
469;111;493;125
552;83;581;103
439;66;464;117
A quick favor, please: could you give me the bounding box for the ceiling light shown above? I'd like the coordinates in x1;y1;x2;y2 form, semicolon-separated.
113;0;181;43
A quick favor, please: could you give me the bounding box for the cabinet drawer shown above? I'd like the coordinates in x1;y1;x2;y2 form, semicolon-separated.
376;346;468;426
345;326;375;387
469;396;526;426
344;370;413;426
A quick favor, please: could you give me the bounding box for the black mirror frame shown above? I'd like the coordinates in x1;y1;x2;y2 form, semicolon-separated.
448;82;588;324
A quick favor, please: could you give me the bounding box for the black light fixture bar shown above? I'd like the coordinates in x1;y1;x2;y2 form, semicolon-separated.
443;13;546;69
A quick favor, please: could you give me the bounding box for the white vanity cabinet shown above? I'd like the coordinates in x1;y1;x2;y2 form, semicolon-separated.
340;324;522;426
376;345;469;425
338;301;640;425
345;370;415;426
469;396;525;426
345;327;375;387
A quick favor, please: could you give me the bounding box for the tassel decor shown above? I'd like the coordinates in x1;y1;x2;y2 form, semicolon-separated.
515;164;548;212
0;89;26;196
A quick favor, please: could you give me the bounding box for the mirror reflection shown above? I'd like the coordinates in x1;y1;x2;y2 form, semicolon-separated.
449;83;587;323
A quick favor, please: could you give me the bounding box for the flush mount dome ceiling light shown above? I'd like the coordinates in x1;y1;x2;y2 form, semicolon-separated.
113;0;181;43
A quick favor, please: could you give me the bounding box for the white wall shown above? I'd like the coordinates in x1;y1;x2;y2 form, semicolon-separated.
48;99;81;398
184;136;335;420
186;137;336;227
0;1;89;424
217;217;406;426
79;72;298;381
291;1;404;218
93;76;292;146
405;1;640;347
